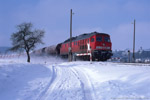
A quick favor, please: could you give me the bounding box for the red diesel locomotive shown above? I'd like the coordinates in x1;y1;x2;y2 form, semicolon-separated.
57;32;112;61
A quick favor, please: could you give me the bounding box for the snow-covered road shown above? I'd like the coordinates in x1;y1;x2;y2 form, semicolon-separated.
0;58;150;100
41;66;91;100
40;63;94;100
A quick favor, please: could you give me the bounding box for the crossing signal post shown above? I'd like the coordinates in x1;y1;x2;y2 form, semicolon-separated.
128;50;130;63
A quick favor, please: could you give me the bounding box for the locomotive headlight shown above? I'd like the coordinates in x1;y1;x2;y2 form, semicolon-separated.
96;46;110;49
96;46;103;49
106;47;110;49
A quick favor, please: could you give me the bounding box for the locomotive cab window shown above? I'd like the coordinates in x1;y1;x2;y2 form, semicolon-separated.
96;36;102;42
91;38;94;42
104;37;110;42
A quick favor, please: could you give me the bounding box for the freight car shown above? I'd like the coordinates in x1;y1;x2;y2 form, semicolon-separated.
56;31;113;61
33;45;57;56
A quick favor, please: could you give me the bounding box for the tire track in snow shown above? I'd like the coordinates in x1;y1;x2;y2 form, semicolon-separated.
38;64;94;100
73;67;97;100
70;68;93;100
37;65;57;100
46;67;84;100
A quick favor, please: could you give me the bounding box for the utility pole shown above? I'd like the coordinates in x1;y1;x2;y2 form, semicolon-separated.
132;19;136;62
69;9;73;62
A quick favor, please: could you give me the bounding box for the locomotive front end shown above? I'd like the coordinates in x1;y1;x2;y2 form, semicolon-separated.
91;34;113;61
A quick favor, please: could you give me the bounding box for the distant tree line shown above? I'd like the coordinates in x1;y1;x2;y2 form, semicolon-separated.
113;49;150;62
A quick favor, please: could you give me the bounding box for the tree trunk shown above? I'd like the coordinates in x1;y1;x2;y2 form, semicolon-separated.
26;51;30;63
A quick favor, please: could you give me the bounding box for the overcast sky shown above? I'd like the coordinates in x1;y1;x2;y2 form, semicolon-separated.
0;0;150;51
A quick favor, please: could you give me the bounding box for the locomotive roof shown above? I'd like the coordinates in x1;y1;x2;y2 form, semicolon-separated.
63;31;109;43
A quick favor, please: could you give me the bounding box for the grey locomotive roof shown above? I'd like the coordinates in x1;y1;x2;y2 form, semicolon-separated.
63;31;109;43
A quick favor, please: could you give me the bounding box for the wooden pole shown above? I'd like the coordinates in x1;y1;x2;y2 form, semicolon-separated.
133;19;136;62
69;9;73;61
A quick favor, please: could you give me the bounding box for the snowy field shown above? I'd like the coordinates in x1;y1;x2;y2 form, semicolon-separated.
0;57;150;100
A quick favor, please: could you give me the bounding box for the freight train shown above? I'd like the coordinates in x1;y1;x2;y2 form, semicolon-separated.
33;32;113;61
57;31;112;61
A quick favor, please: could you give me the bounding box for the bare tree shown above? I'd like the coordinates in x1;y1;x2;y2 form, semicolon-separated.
10;22;45;62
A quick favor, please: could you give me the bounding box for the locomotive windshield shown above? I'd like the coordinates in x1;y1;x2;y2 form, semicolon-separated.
96;36;102;42
104;37;110;42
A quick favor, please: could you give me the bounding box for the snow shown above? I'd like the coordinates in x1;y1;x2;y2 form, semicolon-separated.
0;57;150;100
